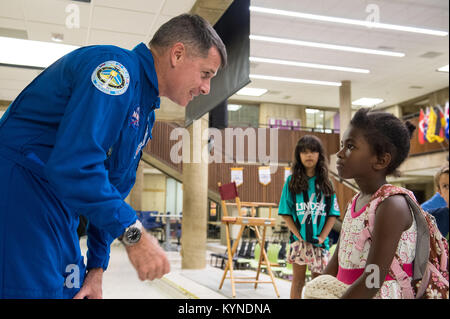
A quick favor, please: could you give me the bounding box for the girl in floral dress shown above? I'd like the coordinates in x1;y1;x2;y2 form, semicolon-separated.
278;135;340;299
323;107;419;298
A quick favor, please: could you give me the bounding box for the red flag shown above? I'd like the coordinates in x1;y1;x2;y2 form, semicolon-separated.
418;109;425;144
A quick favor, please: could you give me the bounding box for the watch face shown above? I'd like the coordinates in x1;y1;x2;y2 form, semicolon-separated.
126;227;142;244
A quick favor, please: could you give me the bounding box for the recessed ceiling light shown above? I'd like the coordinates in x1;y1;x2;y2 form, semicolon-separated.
250;35;405;57
352;98;384;107
0;36;79;68
250;6;448;37
236;87;268;96
437;65;449;73
250;57;370;74
250;74;342;87
227;104;242;111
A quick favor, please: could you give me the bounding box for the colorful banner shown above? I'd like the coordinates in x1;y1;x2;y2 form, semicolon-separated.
258;166;271;185
418;108;425;144
445;101;449;140
231;167;243;186
419;104;449;144
284;167;292;182
426;107;445;143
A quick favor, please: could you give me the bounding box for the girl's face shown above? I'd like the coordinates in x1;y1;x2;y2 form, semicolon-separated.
336;125;378;179
300;149;319;170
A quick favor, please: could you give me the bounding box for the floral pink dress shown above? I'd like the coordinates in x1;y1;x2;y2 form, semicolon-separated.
338;192;417;298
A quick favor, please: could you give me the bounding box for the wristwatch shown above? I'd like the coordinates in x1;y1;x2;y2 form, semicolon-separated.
118;220;143;246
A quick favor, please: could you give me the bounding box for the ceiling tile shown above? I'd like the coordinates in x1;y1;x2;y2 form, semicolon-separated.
161;0;197;15
88;29;146;49
23;0;91;27
91;6;156;35
26;21;88;45
94;0;165;13
0;0;25;20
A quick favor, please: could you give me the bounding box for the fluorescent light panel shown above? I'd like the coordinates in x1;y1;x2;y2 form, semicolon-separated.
437;65;449;73
250;74;342;87
250;6;448;37
236;87;268;96
352;97;384;107
250;35;405;57
0;36;79;68
250;56;370;73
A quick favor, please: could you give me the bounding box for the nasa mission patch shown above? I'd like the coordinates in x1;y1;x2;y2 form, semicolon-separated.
91;61;130;95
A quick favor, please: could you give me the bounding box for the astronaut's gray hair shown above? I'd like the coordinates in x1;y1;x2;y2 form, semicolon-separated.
149;13;227;68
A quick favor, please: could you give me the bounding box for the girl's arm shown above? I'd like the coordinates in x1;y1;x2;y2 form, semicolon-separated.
322;238;340;277
341;195;413;299
317;216;337;244
281;215;302;240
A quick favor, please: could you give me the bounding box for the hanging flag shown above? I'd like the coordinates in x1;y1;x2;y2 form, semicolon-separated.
445;101;449;140
423;107;430;143
436;105;446;140
426;107;439;143
230;167;243;186
284;167;292;182
418;108;425;144
433;106;444;143
258;166;271;185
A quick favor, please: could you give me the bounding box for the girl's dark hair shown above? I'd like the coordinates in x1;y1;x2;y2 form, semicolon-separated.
350;108;416;176
288;135;334;196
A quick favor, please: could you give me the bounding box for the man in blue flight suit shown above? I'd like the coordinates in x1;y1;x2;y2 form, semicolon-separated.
0;14;226;299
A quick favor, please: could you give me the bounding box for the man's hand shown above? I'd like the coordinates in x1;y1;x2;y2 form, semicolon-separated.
73;268;103;299
125;231;170;281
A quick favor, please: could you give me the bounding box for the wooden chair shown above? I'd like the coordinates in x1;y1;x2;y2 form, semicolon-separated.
217;182;280;298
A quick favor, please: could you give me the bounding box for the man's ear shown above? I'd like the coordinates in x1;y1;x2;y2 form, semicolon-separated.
373;152;392;171
169;42;185;67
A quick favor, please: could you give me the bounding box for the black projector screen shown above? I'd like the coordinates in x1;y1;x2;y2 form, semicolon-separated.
184;0;250;127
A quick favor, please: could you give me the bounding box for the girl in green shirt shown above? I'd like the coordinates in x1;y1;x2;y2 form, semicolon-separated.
279;135;339;299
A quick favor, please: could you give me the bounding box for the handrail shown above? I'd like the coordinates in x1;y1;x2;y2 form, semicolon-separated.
329;170;360;193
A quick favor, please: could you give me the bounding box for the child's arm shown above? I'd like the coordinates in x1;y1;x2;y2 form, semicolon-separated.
281;215;302;240
341;195;413;299
317;216;337;244
322;238;340;277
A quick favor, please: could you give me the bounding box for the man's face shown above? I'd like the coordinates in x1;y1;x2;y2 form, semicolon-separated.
167;45;221;107
438;172;449;207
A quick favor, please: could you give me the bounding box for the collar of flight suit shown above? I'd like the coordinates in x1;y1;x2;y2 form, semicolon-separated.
132;42;161;110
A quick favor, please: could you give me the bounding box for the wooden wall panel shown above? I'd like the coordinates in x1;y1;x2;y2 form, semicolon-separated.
146;121;352;211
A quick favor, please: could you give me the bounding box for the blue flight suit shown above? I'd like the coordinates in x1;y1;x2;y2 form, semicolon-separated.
0;42;160;298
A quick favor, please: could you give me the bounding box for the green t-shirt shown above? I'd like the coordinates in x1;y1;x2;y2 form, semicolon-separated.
278;175;340;250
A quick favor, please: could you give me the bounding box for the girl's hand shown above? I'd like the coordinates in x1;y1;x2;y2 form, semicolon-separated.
317;236;325;244
73;268;103;299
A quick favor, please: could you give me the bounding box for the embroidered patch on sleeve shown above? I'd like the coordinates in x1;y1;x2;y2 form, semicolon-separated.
91;61;130;95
